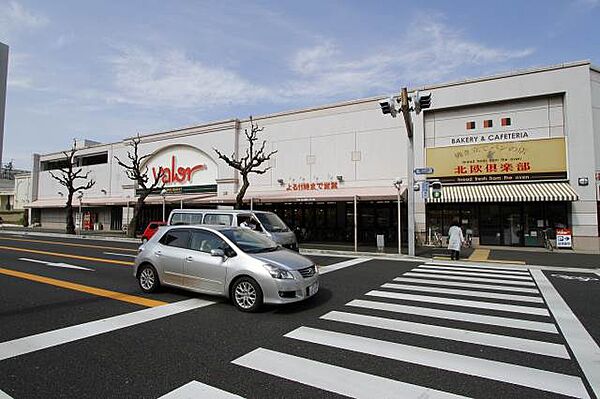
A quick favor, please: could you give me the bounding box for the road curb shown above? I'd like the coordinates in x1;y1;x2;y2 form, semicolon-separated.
0;229;141;244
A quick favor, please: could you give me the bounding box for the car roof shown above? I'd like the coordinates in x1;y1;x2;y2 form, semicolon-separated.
169;209;271;215
165;224;237;232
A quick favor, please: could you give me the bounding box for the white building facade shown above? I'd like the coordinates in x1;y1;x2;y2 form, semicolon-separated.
28;61;600;252
0;42;8;167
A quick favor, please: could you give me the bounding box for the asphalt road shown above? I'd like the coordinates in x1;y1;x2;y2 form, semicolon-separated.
0;232;598;399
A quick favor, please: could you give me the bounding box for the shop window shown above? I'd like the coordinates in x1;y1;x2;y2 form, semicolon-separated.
466;121;476;130
79;152;108;166
483;120;493;128
501;117;511;126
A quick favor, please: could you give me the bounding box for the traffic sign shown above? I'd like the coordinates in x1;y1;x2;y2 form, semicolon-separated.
414;167;434;175
421;181;430;199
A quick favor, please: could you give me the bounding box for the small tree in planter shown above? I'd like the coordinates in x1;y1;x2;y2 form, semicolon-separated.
214;116;277;209
48;141;96;234
115;134;165;237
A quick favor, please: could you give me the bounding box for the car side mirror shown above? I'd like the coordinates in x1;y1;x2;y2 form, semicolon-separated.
210;249;225;257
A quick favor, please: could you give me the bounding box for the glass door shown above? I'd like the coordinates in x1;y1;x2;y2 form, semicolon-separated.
502;205;523;246
479;204;501;245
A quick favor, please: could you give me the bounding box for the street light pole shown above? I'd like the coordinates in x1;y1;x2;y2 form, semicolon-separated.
160;189;167;222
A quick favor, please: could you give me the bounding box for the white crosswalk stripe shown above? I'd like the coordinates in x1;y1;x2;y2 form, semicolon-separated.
232;348;469;399
284;327;589;398
366;290;550;316
381;283;544;303
418;264;531;276
345;299;558;334
159;381;244;398
228;261;592;399
403;272;537;286
411;268;533;280
426;260;527;271
393;276;540;294
320;311;569;358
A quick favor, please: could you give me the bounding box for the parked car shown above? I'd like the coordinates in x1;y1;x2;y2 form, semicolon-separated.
134;225;319;312
141;221;166;243
167;209;298;251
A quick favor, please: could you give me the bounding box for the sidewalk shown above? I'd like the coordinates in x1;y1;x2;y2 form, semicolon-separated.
1;226;597;268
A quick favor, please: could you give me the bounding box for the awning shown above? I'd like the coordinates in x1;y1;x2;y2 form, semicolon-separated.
191;186;406;204
427;182;579;203
144;193;216;205
26;193;217;208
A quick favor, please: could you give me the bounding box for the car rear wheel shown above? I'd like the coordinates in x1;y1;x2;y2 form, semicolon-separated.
138;264;160;293
232;277;263;312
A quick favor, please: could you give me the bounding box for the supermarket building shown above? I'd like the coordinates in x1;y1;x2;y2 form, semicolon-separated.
27;61;600;252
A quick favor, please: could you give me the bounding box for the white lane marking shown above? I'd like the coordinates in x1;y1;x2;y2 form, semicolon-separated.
232;348;468;399
419;264;530;276
346;299;558;334
285;327;589;399
159;381;244;398
0;298;214;361
0;389;13;399
366;290;550;316
404;272;536;287
426;260;528;271
412;268;533;281
321;311;569;359
18;257;95;272
393;277;540;294
381;283;543;303
531;269;600;397
103;252;137;258
318;258;371;275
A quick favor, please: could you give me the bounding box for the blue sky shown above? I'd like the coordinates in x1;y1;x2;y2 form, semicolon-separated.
1;0;599;168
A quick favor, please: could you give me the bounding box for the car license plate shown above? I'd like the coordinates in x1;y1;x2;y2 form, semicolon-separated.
307;282;319;296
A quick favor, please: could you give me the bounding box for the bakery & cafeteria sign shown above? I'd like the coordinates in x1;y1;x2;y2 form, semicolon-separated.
426;137;567;183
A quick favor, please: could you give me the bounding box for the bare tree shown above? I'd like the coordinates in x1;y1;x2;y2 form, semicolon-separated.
214;116;277;209
48;141;96;234
115;134;164;237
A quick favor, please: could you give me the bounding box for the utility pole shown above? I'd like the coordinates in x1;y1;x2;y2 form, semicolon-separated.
380;88;432;257
400;88;415;256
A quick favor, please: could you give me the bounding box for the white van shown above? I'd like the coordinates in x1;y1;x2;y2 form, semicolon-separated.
167;209;298;251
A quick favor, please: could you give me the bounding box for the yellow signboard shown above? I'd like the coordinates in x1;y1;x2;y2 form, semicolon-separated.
426;137;567;183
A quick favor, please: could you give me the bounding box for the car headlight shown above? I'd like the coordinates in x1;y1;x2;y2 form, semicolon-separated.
263;264;294;280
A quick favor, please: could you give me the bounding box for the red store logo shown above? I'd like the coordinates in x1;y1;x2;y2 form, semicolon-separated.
152;155;207;184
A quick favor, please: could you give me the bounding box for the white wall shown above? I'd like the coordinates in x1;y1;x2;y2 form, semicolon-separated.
242;101;408;193
0;43;8;167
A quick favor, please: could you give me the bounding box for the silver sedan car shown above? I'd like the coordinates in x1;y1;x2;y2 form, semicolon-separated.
134;225;319;312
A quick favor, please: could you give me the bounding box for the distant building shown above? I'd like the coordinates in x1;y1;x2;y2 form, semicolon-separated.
0;42;7;167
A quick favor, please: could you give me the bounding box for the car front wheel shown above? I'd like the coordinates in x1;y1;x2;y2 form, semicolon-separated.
138;264;160;293
232;277;263;312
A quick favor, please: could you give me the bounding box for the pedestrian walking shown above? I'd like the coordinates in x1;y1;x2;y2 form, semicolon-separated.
448;220;464;260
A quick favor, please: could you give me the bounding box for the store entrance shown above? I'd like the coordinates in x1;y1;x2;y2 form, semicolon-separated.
428;202;569;247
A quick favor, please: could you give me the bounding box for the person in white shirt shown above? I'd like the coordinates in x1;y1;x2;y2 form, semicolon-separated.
447;220;464;260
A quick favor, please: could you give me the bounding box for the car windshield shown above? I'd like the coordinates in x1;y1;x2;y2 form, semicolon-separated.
222;228;279;253
255;213;289;232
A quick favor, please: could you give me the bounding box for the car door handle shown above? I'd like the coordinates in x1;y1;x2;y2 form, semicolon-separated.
185;256;194;262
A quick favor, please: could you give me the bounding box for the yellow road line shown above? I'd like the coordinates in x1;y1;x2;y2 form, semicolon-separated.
0;267;166;307
0;245;134;266
0;236;138;252
468;249;491;261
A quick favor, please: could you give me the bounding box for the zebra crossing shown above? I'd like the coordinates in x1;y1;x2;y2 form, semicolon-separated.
165;260;597;398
